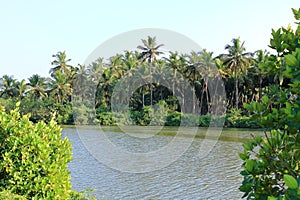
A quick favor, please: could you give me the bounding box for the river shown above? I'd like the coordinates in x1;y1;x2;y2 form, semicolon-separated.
63;126;258;200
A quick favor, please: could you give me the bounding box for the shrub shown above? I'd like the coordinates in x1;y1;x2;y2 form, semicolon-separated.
165;111;181;126
97;111;114;125
198;115;211;127
0;190;27;199
239;8;300;199
0;103;72;199
73;100;97;125
225;108;261;128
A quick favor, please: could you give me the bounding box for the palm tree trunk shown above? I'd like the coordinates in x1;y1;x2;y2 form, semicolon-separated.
199;86;204;115
172;69;176;95
234;66;239;109
205;81;209;113
142;92;145;107
192;85;196;114
149;60;153;106
259;73;262;102
192;71;196;114
235;78;239;109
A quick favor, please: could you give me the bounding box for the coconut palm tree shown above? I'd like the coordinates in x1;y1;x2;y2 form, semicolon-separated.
15;79;28;99
198;49;216;114
50;51;73;77
164;51;185;95
122;51;140;72
184;52;207;113
27;74;48;100
254;49;269;102
137;36;164;63
217;37;253;109
0;75;17;98
109;54;124;79
137;36;164;105
88;58;106;82
49;71;72;104
73;64;90;101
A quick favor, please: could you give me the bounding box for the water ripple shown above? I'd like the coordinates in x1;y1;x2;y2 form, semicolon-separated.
63;127;253;199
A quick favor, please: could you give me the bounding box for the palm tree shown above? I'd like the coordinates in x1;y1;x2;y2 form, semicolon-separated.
15;79;28;99
254;50;269;102
73;64;90;101
198;49;216;114
109;54;124;79
122;51;140;72
217;38;253;109
49;72;72;104
164;52;189;112
137;36;164;105
88;58;106;82
137;36;164;63
50;51;73;77
185;52;202;113
27;74;48;100
0;75;17;98
164;51;186;95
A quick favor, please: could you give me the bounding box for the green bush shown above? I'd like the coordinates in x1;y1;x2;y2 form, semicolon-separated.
0;103;72;199
225;108;261;128
198;115;211;127
148;101;169;126
0;190;27;199
165;111;181;126
97;111;114;125
73;100;97;125
239;8;300;199
180;113;199;127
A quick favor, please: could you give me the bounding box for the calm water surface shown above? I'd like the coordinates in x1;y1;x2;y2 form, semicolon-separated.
63;126;259;200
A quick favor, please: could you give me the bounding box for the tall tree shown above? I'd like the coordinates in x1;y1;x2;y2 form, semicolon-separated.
27;74;48;100
50;51;73;77
122;51;140;72
198;49;215;114
218;38;253;109
137;36;164;105
73;64;90;101
88;58;106;82
254;49;269;102
49;72;72;104
165;52;184;96
0;75;17;98
137;36;164;63
186;52;202;113
15;79;28;99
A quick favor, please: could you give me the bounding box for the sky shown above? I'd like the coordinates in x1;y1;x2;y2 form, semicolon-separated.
0;0;299;80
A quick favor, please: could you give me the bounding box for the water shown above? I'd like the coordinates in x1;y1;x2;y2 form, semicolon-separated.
63;126;258;200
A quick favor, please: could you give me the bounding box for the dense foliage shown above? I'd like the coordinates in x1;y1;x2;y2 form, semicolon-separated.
0;103;72;199
0;23;283;127
239;8;300;199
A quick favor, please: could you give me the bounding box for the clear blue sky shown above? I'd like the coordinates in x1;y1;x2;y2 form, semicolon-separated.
0;0;299;80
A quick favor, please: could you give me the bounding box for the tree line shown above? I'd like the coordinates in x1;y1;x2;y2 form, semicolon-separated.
0;18;296;127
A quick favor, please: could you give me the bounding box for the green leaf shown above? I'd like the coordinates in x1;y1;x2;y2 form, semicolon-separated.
240;170;249;176
238;152;248;160
285;54;297;66
245;160;256;172
254;136;263;144
284;174;298;189
262;96;270;104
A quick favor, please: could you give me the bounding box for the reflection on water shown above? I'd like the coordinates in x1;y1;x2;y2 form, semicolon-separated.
63;127;259;200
